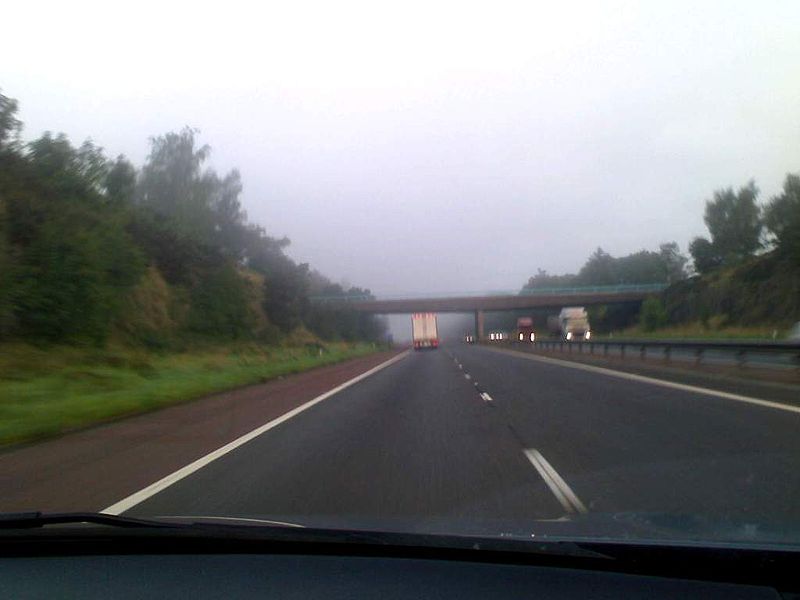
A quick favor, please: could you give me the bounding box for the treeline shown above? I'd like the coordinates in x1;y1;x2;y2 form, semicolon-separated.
521;242;688;292
518;173;800;331
689;178;800;271
664;177;800;328
510;243;685;333
0;91;385;346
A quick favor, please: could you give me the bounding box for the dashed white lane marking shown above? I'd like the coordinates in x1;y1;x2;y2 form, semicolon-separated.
480;392;493;402
458;364;463;370
464;374;471;380
102;350;411;515
524;448;588;515
485;346;800;416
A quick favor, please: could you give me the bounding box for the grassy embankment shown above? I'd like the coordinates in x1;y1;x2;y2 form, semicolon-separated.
0;342;381;448
600;322;788;341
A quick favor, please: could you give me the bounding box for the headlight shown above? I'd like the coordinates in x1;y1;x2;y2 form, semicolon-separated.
518;333;524;341
566;332;573;341
530;332;535;342
584;331;591;340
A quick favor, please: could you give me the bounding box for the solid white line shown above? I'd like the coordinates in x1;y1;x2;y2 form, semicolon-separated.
480;392;493;402
102;350;410;515
524;448;588;515
487;346;800;415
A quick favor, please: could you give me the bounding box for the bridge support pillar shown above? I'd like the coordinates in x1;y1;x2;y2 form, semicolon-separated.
474;310;485;341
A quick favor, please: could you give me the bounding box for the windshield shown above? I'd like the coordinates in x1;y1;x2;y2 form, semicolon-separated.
2;0;800;548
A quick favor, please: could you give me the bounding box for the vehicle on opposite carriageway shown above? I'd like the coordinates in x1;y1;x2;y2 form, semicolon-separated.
547;307;591;341
516;317;536;342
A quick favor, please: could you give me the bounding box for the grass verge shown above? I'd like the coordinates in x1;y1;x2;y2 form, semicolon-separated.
602;322;787;341
0;342;382;448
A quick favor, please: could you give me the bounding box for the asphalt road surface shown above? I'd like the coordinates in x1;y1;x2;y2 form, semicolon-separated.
125;345;800;536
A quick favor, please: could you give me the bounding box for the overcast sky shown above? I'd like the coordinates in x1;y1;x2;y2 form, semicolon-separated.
3;0;799;298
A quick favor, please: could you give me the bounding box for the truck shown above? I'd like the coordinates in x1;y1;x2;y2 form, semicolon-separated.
548;307;591;341
516;317;535;342
411;313;439;350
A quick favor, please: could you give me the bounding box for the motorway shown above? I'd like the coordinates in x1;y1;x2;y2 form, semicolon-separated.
120;344;800;537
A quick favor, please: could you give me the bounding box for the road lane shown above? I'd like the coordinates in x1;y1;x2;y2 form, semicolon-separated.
121;342;800;535
0;350;403;513
126;349;565;532
454;344;800;524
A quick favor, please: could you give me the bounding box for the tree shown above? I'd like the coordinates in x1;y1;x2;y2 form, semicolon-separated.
613;250;670;284
763;173;800;261
105;155;137;204
0;94;387;346
703;181;762;264
522;242;687;296
137;128;215;238
262;256;309;333
640;297;668;331
688;237;722;275
658;242;688;283
187;263;252;338
577;248;616;285
521;269;577;291
0;91;21;151
27;134;109;198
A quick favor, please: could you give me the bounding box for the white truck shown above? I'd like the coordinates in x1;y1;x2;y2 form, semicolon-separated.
412;313;439;350
548;307;591;341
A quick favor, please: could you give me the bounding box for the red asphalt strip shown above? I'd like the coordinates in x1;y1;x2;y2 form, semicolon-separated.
0;350;403;513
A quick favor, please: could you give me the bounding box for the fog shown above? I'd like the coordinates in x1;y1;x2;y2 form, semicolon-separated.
3;1;799;342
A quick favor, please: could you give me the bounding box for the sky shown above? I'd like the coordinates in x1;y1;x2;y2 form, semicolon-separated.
3;0;799;303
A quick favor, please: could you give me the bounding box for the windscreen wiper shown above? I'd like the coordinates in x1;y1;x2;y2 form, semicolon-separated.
0;511;179;529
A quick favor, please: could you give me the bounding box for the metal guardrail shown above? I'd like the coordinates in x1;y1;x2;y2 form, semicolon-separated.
518;283;668;296
500;338;800;369
309;295;373;303
310;283;668;304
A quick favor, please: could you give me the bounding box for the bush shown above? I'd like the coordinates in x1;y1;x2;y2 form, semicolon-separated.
640;297;668;331
187;265;253;339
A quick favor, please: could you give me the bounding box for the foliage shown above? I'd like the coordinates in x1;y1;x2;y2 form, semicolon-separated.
262;255;310;333
639;297;668;331
690;181;762;273
522;243;688;295
764;173;800;262
688;237;721;275
187;263;253;338
662;252;800;326
0;90;21;149
106;155;137;204
0;91;384;346
522;268;577;290
1;122;144;343
658;242;689;283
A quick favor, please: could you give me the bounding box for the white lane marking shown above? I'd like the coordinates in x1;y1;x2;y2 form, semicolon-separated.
458;364;463;370
486;346;800;416
102;350;411;515
524;448;588;515
464;373;471;380
480;392;493;402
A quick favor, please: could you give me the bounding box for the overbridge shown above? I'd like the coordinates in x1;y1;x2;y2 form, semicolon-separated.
310;284;666;340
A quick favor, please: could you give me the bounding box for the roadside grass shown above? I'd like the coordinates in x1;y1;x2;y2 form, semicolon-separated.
600;322;786;341
0;342;381;448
